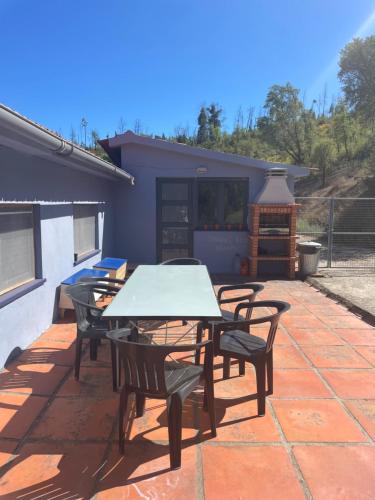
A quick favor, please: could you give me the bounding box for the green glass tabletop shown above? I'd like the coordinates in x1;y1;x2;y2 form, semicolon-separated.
102;265;222;320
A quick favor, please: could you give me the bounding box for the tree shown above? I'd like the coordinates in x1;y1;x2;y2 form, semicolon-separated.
117;117;126;134
331;101;356;159
91;129;100;150
70;126;78;144
173;125;189;144
258;83;315;164
311;138;335;187
133;119;142;134
339;36;375;123
246;106;255;130
196;106;209;144
207;103;222;142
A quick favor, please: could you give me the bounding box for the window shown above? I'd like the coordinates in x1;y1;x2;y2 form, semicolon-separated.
73;204;98;261
0;205;36;295
197;179;248;229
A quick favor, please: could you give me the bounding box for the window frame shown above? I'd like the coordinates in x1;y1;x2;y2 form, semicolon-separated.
195;178;249;230
73;203;99;264
0;203;44;308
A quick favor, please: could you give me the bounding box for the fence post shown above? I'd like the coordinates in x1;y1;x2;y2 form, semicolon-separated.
327;197;335;267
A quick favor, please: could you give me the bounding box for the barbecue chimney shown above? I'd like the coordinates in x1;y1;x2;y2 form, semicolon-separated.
255;167;294;204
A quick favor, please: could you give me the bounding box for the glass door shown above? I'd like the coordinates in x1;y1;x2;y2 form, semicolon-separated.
156;178;193;262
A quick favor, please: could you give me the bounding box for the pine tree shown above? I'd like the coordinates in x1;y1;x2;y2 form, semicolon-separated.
207;103;222;142
197;107;209;144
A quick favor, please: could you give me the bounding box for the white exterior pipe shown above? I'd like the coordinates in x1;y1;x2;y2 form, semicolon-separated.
0;104;134;184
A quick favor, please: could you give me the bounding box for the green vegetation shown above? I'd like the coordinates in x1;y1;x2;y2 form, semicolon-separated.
70;35;375;187
163;35;375;188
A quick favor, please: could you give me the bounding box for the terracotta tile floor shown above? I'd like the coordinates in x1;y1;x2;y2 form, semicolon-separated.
0;279;374;499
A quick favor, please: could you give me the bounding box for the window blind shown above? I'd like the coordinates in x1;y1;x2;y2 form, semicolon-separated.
0;206;35;294
73;205;97;259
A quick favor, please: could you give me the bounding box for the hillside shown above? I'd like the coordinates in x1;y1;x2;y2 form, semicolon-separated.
295;164;375;199
295;164;375;238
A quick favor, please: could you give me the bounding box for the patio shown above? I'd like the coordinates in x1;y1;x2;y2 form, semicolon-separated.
0;279;374;499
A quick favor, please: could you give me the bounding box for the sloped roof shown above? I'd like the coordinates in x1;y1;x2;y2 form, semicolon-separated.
100;131;309;177
0;104;134;183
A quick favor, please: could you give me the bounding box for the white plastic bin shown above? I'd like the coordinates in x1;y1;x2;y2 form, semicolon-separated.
297;242;322;277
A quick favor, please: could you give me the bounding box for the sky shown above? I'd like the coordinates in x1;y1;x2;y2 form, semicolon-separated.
1;0;375;141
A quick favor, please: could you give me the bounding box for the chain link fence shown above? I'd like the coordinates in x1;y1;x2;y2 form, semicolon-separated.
296;197;375;268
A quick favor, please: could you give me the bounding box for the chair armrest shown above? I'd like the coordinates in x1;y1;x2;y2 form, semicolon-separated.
167;339;212;353
234;300;290;323
101;277;126;286
92;284;121;295
217;283;264;304
219;294;253;305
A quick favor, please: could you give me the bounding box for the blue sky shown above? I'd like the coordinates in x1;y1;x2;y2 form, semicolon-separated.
1;0;375;141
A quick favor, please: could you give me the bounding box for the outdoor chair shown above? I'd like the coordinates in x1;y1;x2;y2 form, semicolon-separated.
194;283;264;366
66;283;119;389
211;300;290;416
216;283;264;322
107;328;216;470
160;257;202;265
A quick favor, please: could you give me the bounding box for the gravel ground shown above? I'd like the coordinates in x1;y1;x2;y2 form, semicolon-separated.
307;268;375;324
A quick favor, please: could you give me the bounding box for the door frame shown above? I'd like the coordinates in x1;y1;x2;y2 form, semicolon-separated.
156;178;194;263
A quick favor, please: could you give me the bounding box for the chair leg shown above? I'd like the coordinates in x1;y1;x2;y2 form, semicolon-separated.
89;339;98;361
239;360;245;376
74;338;83;380
119;387;130;454
204;378;217;437
223;356;230;379
118;355;122;387
207;323;213;341
195;323;203;365
167;394;182;470
135;394;146;417
255;361;266;416
267;350;273;395
110;341;117;392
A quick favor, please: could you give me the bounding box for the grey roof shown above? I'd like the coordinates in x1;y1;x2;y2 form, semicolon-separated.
0;104;134;183
105;131;309;177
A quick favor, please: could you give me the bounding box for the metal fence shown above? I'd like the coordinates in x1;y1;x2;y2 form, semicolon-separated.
295;197;375;268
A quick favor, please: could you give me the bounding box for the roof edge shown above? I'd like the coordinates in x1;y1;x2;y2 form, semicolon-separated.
0;104;134;184
106;130;309;177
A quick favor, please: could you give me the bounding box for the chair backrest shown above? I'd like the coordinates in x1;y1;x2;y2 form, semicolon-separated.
217;283;264;319
215;300;290;353
65;283;99;329
107;328;207;397
78;276;125;286
160;258;202;265
77;276;122;296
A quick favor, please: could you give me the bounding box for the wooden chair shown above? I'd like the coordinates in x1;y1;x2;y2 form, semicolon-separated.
211;300;290;415
107;328;216;470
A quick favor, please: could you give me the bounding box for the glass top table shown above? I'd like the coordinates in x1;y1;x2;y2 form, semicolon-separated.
102;264;222;322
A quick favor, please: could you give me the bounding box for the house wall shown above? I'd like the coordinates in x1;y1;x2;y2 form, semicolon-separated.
0;147;115;367
115;143;295;273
